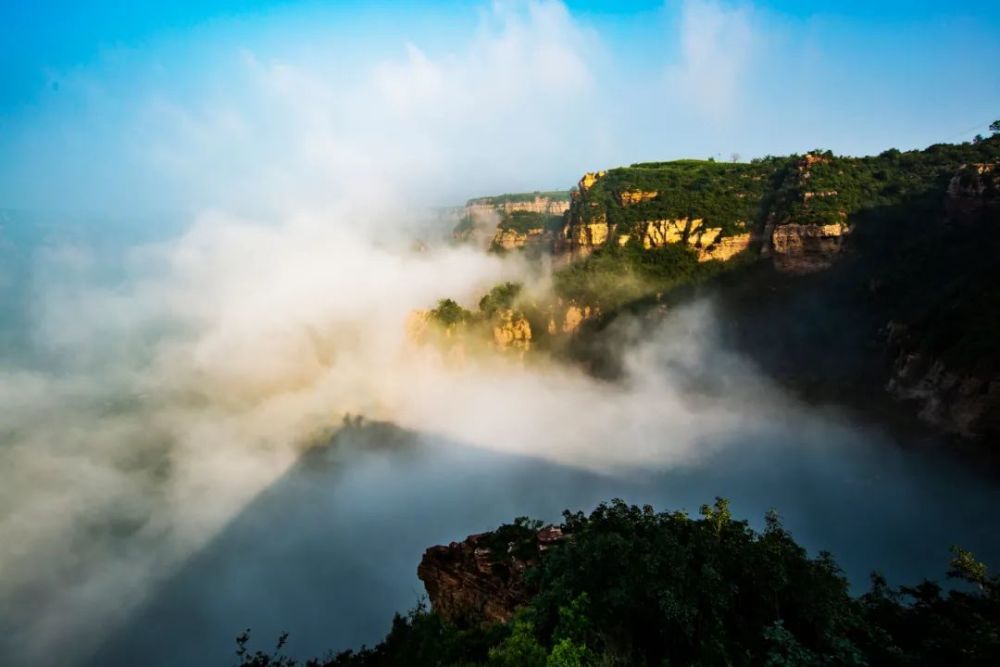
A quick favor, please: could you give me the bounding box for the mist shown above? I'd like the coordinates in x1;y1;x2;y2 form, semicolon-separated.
2;2;1000;666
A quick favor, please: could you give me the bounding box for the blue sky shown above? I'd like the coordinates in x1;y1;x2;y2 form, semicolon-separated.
2;1;999;213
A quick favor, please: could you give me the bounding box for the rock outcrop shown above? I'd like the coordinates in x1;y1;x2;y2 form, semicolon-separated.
456;192;570;250
548;303;598;334
560;169;754;263
637;219;689;248
465;194;570;219
770;221;851;273
492;309;532;353
491;227;547;251
579;171;605;191
946;162;1000;221
417;526;564;625
566;219;609;257
619;189;658;206
698;232;751;262
885;323;1000;439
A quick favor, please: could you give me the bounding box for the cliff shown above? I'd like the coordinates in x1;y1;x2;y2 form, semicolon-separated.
886;323;1000;439
453;191;570;250
559;153;856;272
879;158;1000;441
417;524;564;625
465;192;571;217
440;137;1000;445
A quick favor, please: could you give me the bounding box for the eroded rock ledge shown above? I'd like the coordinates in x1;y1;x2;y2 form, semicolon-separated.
417;525;564;625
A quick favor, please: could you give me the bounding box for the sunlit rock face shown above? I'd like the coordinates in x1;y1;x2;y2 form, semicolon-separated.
566;220;609;258
466;196;570;218
560;169;753;263
769;222;851;273
579;171;606;192
492;309;532;354
567;214;748;263
638;219;689;248
763;153;850;273
619;189;658;206
698;232;751;262
555;303;597;334
417;526;564;625
455;193;570;249
491;227;547;251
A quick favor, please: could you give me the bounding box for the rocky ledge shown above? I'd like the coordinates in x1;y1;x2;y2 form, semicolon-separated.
417;524;564;625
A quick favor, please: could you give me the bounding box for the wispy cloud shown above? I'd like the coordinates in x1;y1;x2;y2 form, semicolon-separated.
666;0;756;116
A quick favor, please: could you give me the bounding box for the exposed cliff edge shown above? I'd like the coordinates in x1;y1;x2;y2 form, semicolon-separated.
561;153;853;271
768;222;849;272
453;192;570;251
434;137;1000;447
417;523;564;626
886;329;1000;439
879;160;1000;441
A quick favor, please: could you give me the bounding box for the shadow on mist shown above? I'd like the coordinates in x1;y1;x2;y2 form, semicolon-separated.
83;419;625;666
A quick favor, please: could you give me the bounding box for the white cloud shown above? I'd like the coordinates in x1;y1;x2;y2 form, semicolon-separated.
666;0;756;116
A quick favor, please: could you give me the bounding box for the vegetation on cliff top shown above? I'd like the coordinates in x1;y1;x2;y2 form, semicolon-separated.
552;240;735;310
494;211;564;233
574;137;1000;235
233;499;1000;666
574;158;785;236
426;282;525;329
488;136;1000;369
466;191;571;206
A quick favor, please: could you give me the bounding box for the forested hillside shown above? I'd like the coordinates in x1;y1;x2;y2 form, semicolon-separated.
233;500;1000;666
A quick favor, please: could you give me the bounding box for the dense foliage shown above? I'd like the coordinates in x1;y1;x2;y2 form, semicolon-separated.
466;191;571;206
477;282;523;318
494;211;564;233
572;159;787;235
776;140;1000;226
233;499;1000;666
552;241;723;309
427;298;473;327
557;137;1000;353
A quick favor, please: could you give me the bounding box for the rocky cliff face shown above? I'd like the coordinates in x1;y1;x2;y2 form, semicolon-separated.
769;222;851;272
879;161;1000;441
492;309;532;354
454;193;570;249
547;302;598;334
559;170;760;264
417;525;564;625
491;227;547;251
761;154;852;272
466;195;570;218
407;307;533;360
886;322;1000;440
558;154;861;272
